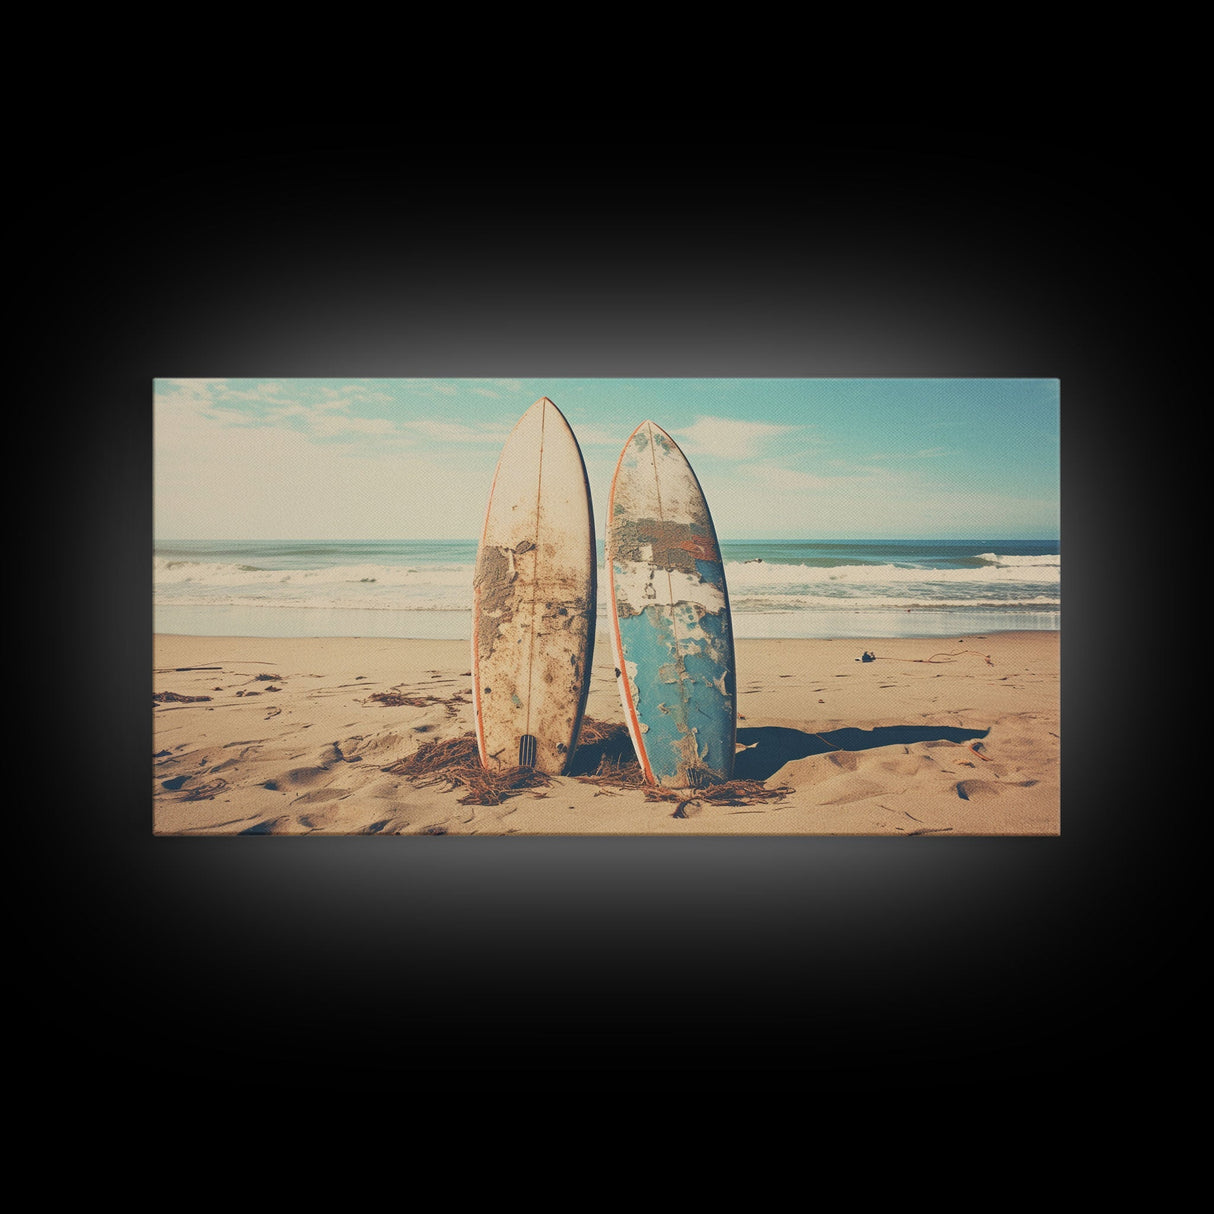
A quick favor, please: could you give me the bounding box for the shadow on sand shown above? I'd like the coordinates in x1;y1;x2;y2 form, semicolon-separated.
733;724;991;782
567;722;640;777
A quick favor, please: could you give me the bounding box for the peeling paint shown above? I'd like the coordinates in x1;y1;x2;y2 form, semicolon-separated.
607;420;736;789
472;398;596;775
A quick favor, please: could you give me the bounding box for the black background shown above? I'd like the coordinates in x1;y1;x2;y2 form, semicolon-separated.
27;122;1180;1093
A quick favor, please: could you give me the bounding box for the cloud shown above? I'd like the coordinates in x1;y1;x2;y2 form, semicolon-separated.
402;418;512;445
674;415;799;460
155;380;255;430
741;463;859;493
220;382;293;402
311;415;397;438
470;380;526;397
163;377;224;391
154;413;500;539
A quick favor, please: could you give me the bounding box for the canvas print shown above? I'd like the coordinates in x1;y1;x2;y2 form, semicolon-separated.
153;378;1061;836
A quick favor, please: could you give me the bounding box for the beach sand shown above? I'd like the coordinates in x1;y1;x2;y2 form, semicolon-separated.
152;630;1060;837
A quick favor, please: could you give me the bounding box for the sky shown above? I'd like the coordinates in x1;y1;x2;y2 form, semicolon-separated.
153;378;1060;541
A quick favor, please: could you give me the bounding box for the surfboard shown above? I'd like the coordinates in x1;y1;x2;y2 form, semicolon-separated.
472;397;596;774
606;420;736;789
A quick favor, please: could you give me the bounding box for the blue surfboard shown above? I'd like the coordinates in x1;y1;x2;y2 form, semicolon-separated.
606;421;736;788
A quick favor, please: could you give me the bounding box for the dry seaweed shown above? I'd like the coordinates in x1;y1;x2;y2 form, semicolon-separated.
382;716;790;810
570;720;791;805
451;765;553;806
382;731;552;805
573;753;647;790
576;717;626;746
566;720;640;779
369;690;471;716
153;691;213;704
640;779;792;807
383;732;481;774
181;778;229;801
863;649;994;667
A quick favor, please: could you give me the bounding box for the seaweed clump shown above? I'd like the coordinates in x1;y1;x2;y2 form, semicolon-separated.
369;690;470;716
383;717;791;813
570;720;790;807
382;732;552;806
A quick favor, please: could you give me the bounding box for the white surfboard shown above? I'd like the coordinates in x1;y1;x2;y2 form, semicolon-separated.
472;397;596;774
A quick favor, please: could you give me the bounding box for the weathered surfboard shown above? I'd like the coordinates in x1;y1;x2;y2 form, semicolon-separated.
606;420;736;789
472;397;596;774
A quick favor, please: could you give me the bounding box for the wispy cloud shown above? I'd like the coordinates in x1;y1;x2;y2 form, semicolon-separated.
163;378;227;395
158;379;411;444
673;415;800;460
312;415;396;438
740;462;874;493
219;382;292;402
401;417;511;445
153;378;1059;540
469;379;526;397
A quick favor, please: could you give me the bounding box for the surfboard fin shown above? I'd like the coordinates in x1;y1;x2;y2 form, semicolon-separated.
518;734;538;768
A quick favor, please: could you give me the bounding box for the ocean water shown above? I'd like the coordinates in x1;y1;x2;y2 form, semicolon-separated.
154;538;1060;641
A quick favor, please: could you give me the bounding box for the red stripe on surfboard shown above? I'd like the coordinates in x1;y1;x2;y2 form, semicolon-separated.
472;401;531;768
471;432;506;768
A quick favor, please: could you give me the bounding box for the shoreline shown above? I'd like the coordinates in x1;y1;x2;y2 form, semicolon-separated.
153;603;1060;643
153;630;1061;837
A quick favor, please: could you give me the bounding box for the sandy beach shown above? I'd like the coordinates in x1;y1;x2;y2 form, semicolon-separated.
152;629;1060;837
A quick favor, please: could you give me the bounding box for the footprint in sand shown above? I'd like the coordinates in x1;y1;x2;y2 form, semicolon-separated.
239;801;348;833
291;788;351;806
956;779;1006;801
336;731;407;761
279;764;331;787
956;777;1038;800
878;754;928;777
365;816;411;835
821;776;885;806
240;815;310;835
273;743;344;787
296;804;346;829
